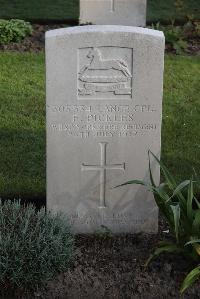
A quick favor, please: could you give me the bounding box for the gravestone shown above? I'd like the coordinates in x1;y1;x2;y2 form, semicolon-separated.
46;25;165;233
80;0;147;27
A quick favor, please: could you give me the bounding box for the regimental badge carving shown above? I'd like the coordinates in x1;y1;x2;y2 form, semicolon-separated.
78;47;133;99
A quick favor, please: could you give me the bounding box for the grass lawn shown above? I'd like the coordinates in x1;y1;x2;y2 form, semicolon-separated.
0;53;45;200
0;53;199;200
0;0;199;23
147;0;200;23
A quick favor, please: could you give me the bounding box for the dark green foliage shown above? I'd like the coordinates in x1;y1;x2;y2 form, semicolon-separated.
181;266;200;293
0;0;79;22
151;21;200;54
117;152;200;293
147;0;200;24
152;22;187;55
0;19;33;45
0;0;199;23
0;200;74;293
94;225;113;240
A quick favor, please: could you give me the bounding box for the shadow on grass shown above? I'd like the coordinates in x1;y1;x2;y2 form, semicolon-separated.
0;127;46;208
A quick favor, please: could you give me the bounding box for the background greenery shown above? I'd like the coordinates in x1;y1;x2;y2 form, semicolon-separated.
0;0;199;23
0;19;33;45
0;53;199;200
147;0;200;23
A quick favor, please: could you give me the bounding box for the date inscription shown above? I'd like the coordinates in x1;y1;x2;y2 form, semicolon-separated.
48;104;158;139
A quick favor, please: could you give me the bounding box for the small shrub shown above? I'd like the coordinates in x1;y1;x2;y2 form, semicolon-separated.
117;151;200;293
151;20;200;55
183;20;200;40
0;200;74;295
94;225;113;240
151;22;188;55
0;19;33;45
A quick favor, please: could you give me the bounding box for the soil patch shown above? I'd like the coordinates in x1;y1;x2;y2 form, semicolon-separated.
0;24;67;53
0;24;199;56
12;217;199;299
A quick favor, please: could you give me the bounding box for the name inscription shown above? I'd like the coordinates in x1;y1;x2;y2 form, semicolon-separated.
48;104;158;139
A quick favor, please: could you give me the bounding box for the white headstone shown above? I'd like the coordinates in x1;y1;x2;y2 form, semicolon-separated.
80;0;147;27
46;25;165;234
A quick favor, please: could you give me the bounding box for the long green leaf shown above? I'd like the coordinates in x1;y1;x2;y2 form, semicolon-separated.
148;150;156;188
149;151;176;190
185;239;200;246
187;180;194;222
170;204;180;243
194;196;200;209
153;184;174;228
192;210;200;235
149;151;188;211
170;180;190;199
145;242;181;267
180;266;200;294
115;180;149;188
155;184;171;203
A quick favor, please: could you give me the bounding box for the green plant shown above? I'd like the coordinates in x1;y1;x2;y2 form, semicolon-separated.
183;20;200;39
94;225;113;240
0;19;33;45
117;151;200;293
151;22;188;55
0;200;74;296
164;25;188;55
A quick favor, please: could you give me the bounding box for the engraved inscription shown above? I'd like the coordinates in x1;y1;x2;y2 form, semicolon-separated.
67;212;147;228
48;103;158;139
69;216;146;226
49;104;157;114
78;47;133;99
81;142;125;208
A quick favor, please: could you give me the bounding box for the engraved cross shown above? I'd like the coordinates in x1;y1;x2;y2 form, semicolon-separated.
81;142;125;208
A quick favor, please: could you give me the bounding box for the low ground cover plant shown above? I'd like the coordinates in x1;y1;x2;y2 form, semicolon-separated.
151;20;200;54
0;200;74;296
0;19;32;45
118;151;200;293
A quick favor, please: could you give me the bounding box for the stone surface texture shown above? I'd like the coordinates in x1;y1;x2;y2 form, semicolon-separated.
46;25;165;233
80;0;147;27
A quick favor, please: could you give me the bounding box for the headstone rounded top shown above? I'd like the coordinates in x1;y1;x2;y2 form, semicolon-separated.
45;25;164;39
